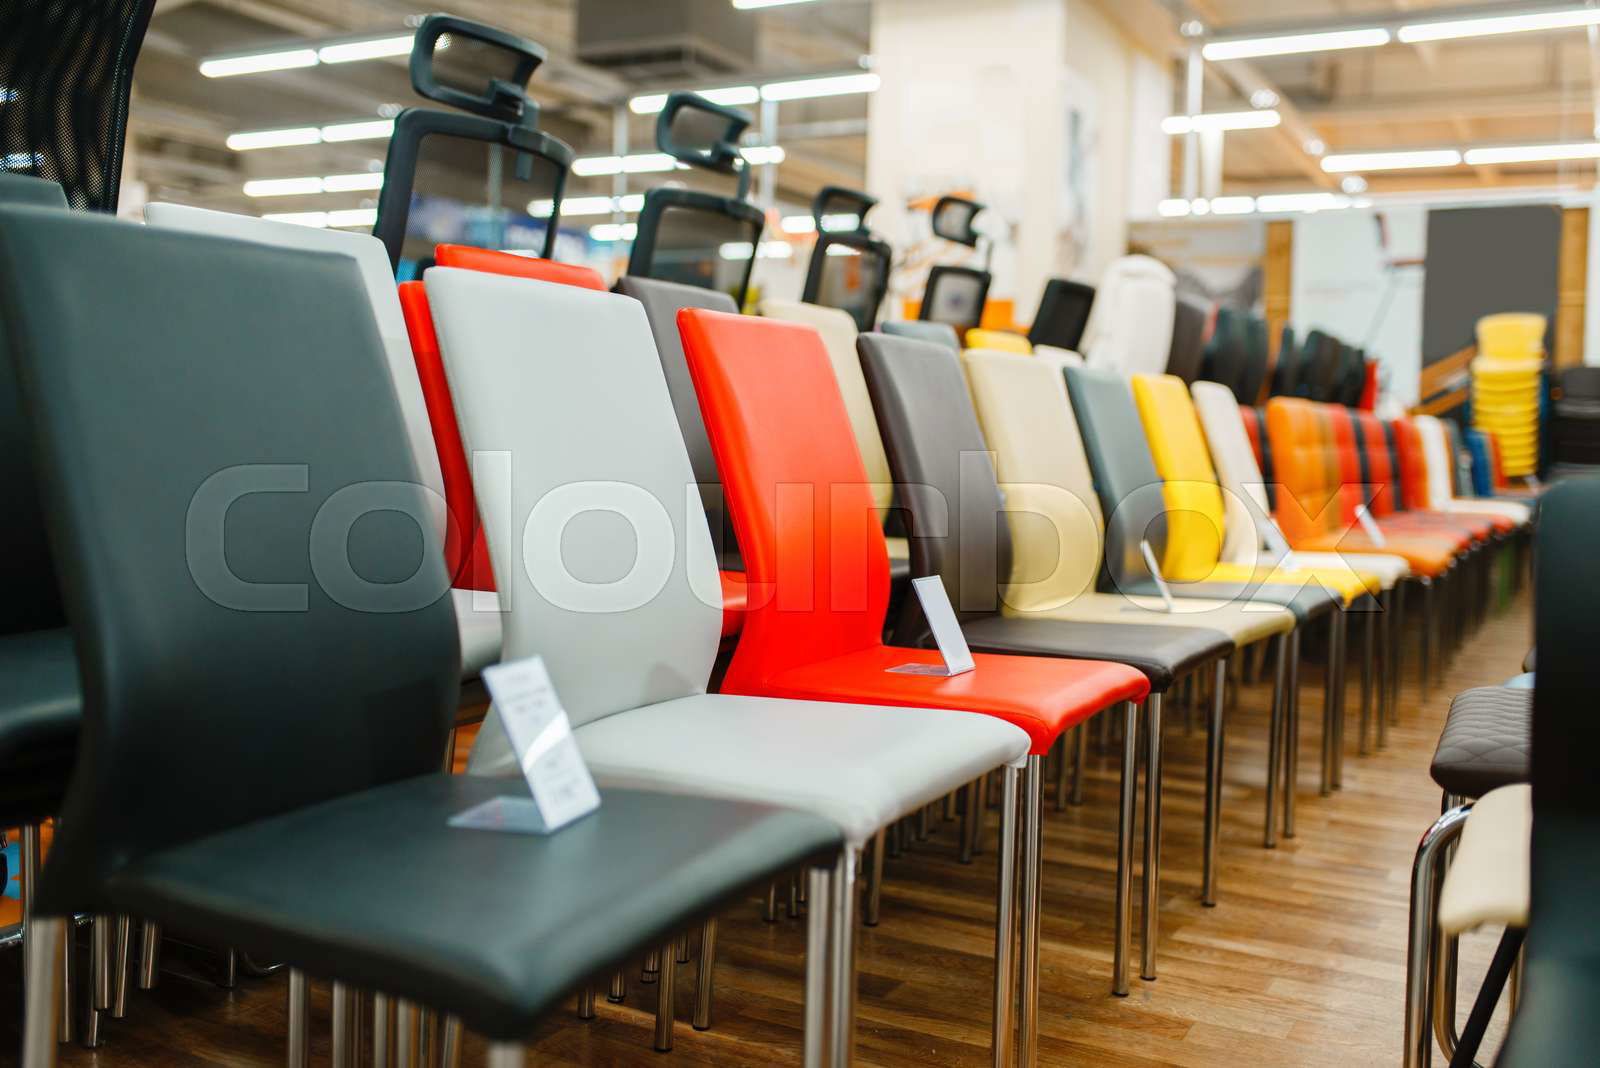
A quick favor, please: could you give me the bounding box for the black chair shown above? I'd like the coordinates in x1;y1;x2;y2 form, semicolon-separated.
1199;306;1249;399
4;205;840;1068
1551;367;1600;470
1165;296;1209;384
1028;278;1095;352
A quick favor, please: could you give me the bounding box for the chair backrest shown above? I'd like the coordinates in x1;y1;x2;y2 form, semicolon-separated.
0;177;69;634
426;269;723;730
1245;323;1288;405
964;350;1104;610
1080;255;1176;377
1350;410;1402;516
1324;401;1368;523
881;318;960;351
1191;381;1269;567
760;298;894;517
1271;329;1307;397
1238;405;1277;509
1391;417;1432;511
1465;429;1495;496
6;206;458;914
1166;295;1209;384
1414;415;1457;508
919;265;991;336
1063;366;1169;593
616;276;745;568
855;333;1008;642
437;244;605;290
1265;397;1343;545
1131;373;1227;581
144;204;448;543
1027;278;1095;352
680;309;892;685
1440;418;1475;497
966;329;1032;356
1200;307;1247;396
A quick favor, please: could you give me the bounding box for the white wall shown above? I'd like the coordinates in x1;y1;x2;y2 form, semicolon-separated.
1291;207;1427;406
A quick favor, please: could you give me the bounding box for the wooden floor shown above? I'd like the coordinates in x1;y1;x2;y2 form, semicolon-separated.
4;589;1532;1067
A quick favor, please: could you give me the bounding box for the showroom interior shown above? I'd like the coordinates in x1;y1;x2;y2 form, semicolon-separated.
0;0;1596;1065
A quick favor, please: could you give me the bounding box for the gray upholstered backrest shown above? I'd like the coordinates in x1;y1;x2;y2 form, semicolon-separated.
880;318;960;352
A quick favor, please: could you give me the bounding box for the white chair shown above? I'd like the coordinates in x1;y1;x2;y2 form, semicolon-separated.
1079;255;1176;377
1415;414;1532;525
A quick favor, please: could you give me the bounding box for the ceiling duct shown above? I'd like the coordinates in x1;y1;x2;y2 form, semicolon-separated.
576;0;756;82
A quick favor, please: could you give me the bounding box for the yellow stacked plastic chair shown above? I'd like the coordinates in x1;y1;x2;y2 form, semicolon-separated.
1472;313;1544;477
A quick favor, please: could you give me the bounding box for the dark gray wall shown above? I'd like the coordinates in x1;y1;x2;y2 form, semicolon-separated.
1422;204;1560;366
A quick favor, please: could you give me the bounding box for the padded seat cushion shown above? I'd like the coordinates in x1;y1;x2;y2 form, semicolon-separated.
960;615;1230;691
106;776;841;1041
1438;784;1531;934
1012;592;1291;647
575;692;1029;845
1430;686;1532;798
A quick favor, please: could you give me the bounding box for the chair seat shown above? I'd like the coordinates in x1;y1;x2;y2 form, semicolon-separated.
1007;590;1293;646
751;646;1150;755
574;692;1030;846
1281;550;1410;589
1439;499;1529;526
1382;512;1493;544
1203;560;1373;602
104;775;840;1041
1430;686;1531;798
1438;784;1531;934
963;613;1232;691
1296;532;1456;577
1125;578;1339;624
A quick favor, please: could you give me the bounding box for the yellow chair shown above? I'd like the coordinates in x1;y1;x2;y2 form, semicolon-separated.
964;327;1032;355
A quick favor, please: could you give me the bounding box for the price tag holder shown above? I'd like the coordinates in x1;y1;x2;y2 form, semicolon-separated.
1355;503;1387;547
449;655;601;836
1140;539;1177;613
888;576;976;677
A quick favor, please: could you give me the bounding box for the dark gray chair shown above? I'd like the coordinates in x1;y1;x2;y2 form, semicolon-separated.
4;205;840;1068
1027;278;1094;352
880;317;960;351
1165;296;1209;385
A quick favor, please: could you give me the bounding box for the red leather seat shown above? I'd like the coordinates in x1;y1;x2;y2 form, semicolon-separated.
678;307;1148;754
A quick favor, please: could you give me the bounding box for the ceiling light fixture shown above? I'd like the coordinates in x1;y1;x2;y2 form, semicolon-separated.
731;0;819;9
1202;27;1390;61
1254;192;1352;213
1157;199;1193;218
1208;195;1257;215
320;118;396;142
1320;148;1462;172
318;35;415;64
761;73;880;101
243;172;384;197
589;222;639;242
200;48;320;78
629;85;760;114
570;152;679;177
1463;141;1600;165
1161;109;1281;135
201;31;434;78
226;127;322;151
528;194;645;219
1398;6;1600;43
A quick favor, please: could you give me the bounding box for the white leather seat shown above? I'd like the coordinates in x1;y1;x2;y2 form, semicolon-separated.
425;269;1030;842
1439;784;1532;935
1032;344;1084;366
1079;255;1176;378
1191;381;1411;589
1415;414;1532;524
145;204;502;677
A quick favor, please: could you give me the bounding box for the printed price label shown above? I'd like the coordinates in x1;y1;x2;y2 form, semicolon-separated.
888;576;976;677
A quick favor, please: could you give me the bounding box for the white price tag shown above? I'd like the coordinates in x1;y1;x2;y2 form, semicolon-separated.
888;576;976;677
1140;539;1176;613
1355;503;1387;547
450;656;600;836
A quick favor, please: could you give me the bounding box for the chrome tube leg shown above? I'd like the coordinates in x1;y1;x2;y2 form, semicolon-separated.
137;921;160;991
1333;612;1348;789
440;1016;463;1068
1071;724;1087;806
21;824;39;946
991;765;1021;1068
789;875;801;918
22;916;63;1068
694;920;717;1030
828;850;859;1068
288;970;310;1068
1054;733;1069;812
607;970;626;1004
1390;583;1406;726
354;992;368;1067
111;917;131;1018
642;948;660;984
764;883;778;923
92;916;111;1011
332;982;356;1068
1403;804;1471;1068
1264;636;1287;848
960;778;980;864
1112;701;1139;996
576;985;596;1020
803;864;832;1068
1140;693;1164;982
653;938;678;1052
373;993;392;1068
421;1009;440;1065
1202;659;1227;907
1377;590;1392;748
395;999;418;1068
1320;614;1337;796
865;828;885;927
1359;608;1375;756
1420;579;1434;701
677;933;691;965
973;773;988;857
1285;631;1301;838
486;1043;525;1068
1018;755;1043;1068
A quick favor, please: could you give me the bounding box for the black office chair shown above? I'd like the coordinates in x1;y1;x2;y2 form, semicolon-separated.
1199;306;1249;398
1551;367;1600;470
1165;295;1209;384
4;205;840;1068
1028;278;1095;352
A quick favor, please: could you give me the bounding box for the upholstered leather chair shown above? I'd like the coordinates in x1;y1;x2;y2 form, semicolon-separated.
6;205;843;1068
1079;255;1176;377
426;270;1033;1066
881;318;961;351
1415;415;1531;525
144;206;507;681
859;333;1245;983
1199;308;1250;399
680;307;1150;1063
1027;278;1094;353
1165;295;1209;385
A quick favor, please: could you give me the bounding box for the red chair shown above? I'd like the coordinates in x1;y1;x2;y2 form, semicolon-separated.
679;307;1149;1051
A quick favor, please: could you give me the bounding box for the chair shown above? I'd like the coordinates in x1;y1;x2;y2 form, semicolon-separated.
1165;295;1209;384
1027;278;1095;353
1079;255;1176;377
965;328;1032;355
1198;306;1248;397
880;318;960;351
680;308;1149;1063
425;269;1033;1065
1415;415;1532;525
1270;329;1309;398
6;204;843;1068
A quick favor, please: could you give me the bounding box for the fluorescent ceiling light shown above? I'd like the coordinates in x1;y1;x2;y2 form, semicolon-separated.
1162;109;1281;135
321;118;395;142
326;207;377;228
262;211;328;227
1464;141;1600;165
826;244;861;256
243;172;383;197
529;194;645;218
1157;199;1192;218
589;222;638;242
629;85;760;114
1321;148;1461;172
318;35;414;64
1399;7;1600;43
320;171;385;192
1255;192;1352;213
740;145;786;165
780;212;862;234
1209;196;1257;216
719;240;793;260
571;152;679;177
761;73;880;101
200;48;319;78
732;0;819;8
1202;28;1390;61
226;127;322;151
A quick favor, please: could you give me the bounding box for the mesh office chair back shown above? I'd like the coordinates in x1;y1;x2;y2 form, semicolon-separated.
800;186;892;331
1027;278;1095;352
0;0;154;214
4;208;459;916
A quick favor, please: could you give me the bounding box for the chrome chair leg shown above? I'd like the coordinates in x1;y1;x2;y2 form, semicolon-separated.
1332;611;1348;789
22;916;63;1068
440;1015;463;1068
864;828;885;926
642;948;660;984
1112;700;1139;996
991;765;1021;1068
803;863;833;1068
332;982;356;1068
676;932;691;965
1140;693;1164;982
763;883;778;923
1390;582;1406;726
1018;755;1043;1068
653;937;678;1051
395;998;419;1068
1070;724;1087;806
1284;631;1301;838
1321;612;1342;796
788;874;801;918
959;778;980;864
1403;803;1471;1068
1202;658;1227;907
1264;636;1287;848
694;920;717;1030
828;849;859;1068
486;1043;525;1068
1420;578;1435;702
111;916;131;1018
137;921;161;990
57;911;73;1044
288;969;310;1068
82;916;109;1047
373;992;392;1068
607;970;626;1004
576;985;595;1019
1053;733;1069;812
1359;607;1375;755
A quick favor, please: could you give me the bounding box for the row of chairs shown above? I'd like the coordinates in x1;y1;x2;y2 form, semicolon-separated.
1202;309;1374;407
